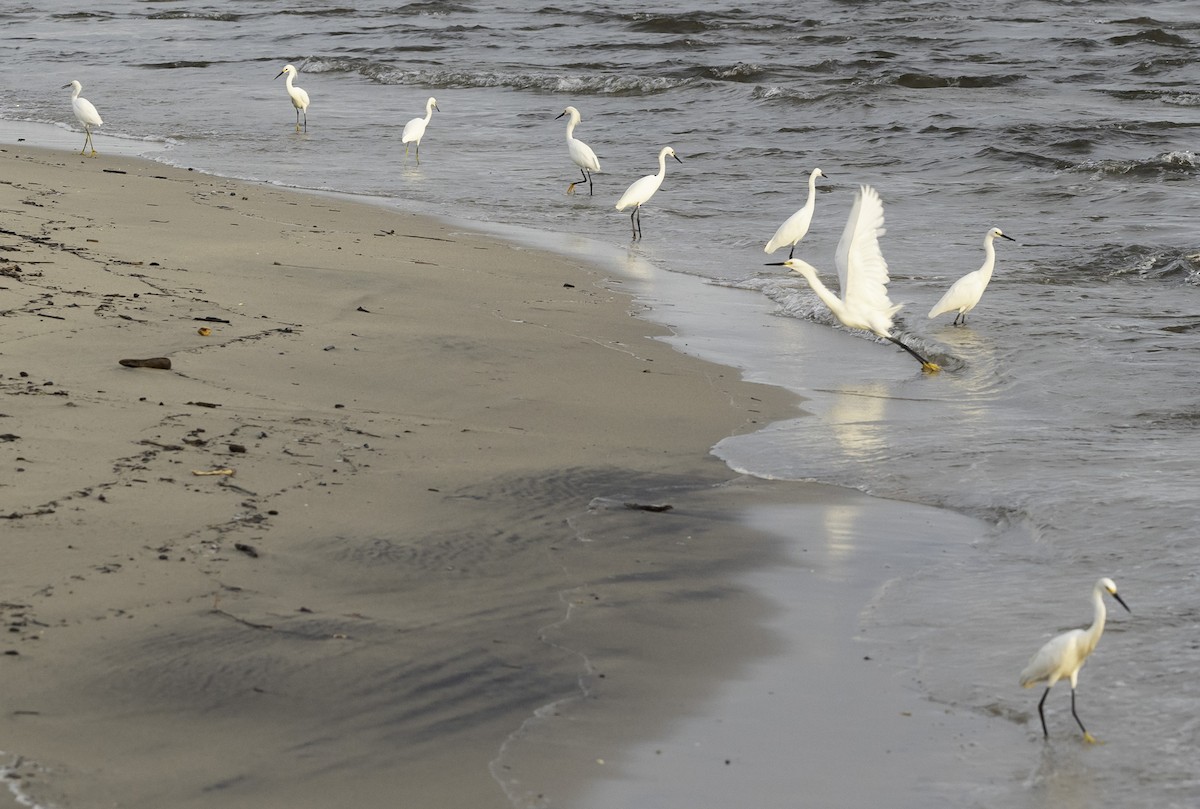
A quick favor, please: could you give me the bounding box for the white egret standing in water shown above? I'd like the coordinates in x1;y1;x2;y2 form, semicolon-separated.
928;227;1016;325
1020;577;1130;743
555;105;601;195
767;185;940;372
274;64;310;132
615;146;682;240
62;80;102;156
764;167;827;259
403;97;439;164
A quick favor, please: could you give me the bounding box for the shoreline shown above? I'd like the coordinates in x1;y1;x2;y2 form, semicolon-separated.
0;142;808;807
0;139;1007;808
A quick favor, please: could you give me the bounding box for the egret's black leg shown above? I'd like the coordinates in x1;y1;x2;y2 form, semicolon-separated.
1037;687;1050;738
886;335;939;372
630;207;641;240
1070;688;1088;737
302;110;307;133
788;243;796;260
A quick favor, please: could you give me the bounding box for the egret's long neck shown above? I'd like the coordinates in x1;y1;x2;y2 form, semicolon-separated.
979;235;998;282
285;73;295;92
656;150;669;179
71;85;81;100
791;262;846;320
425;101;436;122
564;115;578;140
806;172;819;205
1083;585;1108;654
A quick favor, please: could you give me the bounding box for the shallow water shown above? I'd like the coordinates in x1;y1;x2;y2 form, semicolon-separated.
3;1;1200;805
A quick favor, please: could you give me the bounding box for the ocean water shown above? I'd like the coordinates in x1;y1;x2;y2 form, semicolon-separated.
3;1;1200;806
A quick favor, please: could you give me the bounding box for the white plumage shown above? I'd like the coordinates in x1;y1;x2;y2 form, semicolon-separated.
769;185;939;372
928;227;1015;325
555;105;601;195
764;167;826;259
1020;576;1130;742
274;64;310;132
403;97;439;164
62;80;102;156
615;146;682;239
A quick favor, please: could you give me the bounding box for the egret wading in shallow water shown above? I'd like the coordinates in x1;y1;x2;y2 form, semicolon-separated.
555;105;601;195
1020;577;1130;743
274;64;310;133
403;97;439;164
767;185;940;373
764;167;827;259
62;80;102;156
615;146;682;240
928;227;1016;325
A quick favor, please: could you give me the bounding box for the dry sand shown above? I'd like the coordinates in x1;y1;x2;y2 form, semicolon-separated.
0;143;821;807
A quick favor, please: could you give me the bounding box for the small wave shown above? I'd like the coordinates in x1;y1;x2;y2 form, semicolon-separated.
1159;93;1200;107
753;85;833;105
1071;243;1200;283
136;61;215;69
1065;150;1199;179
893;72;1023;89
147;10;240;21
976;145;1073;172
707;62;768;82
348;61;693;95
1109;29;1190;47
51;11;114;20
628;12;712;35
583;38;717;52
393;0;477;15
279;6;359;17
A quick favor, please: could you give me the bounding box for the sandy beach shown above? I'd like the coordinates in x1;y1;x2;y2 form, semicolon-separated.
0;143;814;807
0;142;1024;808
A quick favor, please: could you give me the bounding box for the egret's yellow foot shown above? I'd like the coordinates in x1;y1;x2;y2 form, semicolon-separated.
1082;732;1102;745
921;362;941;373
567;182;577;195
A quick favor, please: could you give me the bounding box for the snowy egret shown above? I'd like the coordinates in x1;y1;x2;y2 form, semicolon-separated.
764;167;827;259
766;185;940;372
62;80;102;157
555;105;601;196
402;97;439;164
615;146;682;239
1020;577;1130;743
928;227;1016;325
274;64;310;132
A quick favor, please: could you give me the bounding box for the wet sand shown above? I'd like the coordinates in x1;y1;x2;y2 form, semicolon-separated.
0;143;799;807
0;143;993;808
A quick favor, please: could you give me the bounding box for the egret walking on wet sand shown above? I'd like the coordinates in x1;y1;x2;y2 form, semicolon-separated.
929;227;1016;325
615;146;682;239
274;64;310;132
767;185;940;372
1020;577;1130;743
556;105;601;195
403;97;439;164
62;80;102;156
764;167;826;259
